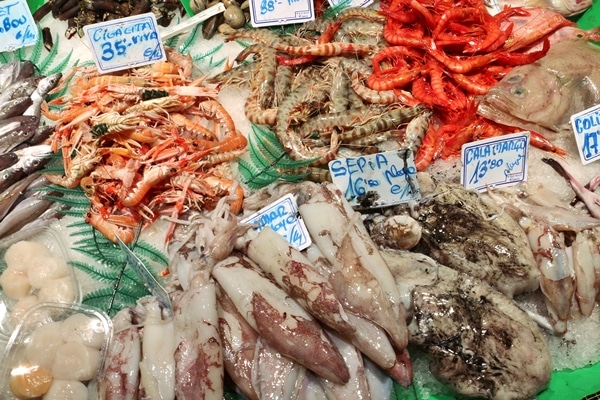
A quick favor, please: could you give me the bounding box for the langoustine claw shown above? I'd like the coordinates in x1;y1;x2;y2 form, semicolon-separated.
211;253;350;384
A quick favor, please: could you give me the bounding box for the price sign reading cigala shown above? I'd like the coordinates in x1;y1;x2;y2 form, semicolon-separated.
84;13;165;74
0;0;37;52
461;131;530;191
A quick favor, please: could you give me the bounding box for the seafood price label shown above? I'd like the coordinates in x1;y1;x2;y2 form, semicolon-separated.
0;0;37;52
83;13;165;74
461;131;530;191
571;105;600;165
328;149;421;208
248;0;314;27
241;193;311;250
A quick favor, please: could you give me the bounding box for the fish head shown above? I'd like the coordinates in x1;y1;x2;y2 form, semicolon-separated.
477;64;572;134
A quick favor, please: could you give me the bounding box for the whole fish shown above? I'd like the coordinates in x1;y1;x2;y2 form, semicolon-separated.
24;72;62;119
0;96;33;120
0;151;18;171
0;76;42;104
477;39;600;136
0;173;39;221
0;115;39;137
487;0;592;17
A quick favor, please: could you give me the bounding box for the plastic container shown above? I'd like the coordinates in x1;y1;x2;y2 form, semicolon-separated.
0;302;112;400
0;227;81;336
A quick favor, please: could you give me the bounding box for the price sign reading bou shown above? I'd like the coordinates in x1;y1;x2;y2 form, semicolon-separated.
0;0;37;52
461;131;530;191
84;13;165;74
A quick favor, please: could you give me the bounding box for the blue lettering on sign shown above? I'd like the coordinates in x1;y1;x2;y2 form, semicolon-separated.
461;132;529;190
329;150;420;207
243;195;308;250
582;130;600;159
0;0;38;50
85;14;164;73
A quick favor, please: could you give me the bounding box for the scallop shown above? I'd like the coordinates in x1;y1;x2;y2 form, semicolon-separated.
224;5;246;29
9;295;39;327
51;341;100;381
27;257;69;289
5;241;52;271
9;364;53;399
0;267;31;300
60;313;106;349
38;277;76;304
22;321;63;369
43;379;88;400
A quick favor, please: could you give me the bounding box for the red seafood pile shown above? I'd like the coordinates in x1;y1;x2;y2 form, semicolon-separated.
373;0;574;168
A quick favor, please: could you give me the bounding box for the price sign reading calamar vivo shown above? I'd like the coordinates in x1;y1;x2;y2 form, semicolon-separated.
328;149;421;208
571;105;600;165
461;131;530;191
241;193;311;251
0;0;37;52
83;13;165;74
248;0;314;27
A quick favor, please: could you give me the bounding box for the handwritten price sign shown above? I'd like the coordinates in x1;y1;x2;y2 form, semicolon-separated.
571;105;600;165
242;194;311;251
0;0;37;52
83;13;165;74
329;149;421;208
248;0;314;27
461;131;530;191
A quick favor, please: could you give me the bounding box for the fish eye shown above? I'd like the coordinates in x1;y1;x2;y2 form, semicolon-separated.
510;87;527;97
506;75;522;84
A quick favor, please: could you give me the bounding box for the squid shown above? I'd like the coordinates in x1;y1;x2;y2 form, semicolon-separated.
173;271;223;400
100;307;141;400
137;296;177;400
212;253;350;384
298;183;409;350
245;226;355;336
572;230;600;317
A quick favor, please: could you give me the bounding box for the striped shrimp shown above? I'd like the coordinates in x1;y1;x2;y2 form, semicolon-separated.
339;105;426;144
244;93;278;126
326;58;350;113
235;44;278;109
273;41;375;57
296;105;385;139
400;109;432;154
273;66;294;108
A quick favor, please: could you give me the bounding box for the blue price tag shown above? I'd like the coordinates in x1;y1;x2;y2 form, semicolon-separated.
248;0;314;27
571;105;600;165
242;193;311;251
328;149;421;207
461;131;530;191
83;13;165;74
0;0;37;52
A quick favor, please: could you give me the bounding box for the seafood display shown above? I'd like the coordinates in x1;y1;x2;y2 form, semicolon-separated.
43;48;247;244
1;0;600;399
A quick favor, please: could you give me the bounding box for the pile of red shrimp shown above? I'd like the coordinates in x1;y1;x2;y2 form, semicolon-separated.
371;0;574;169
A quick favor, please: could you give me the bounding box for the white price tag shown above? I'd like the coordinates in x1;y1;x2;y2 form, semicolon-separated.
0;0;37;52
242;193;311;250
461;131;530;191
248;0;315;27
328;149;421;208
83;13;165;74
571;105;600;165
